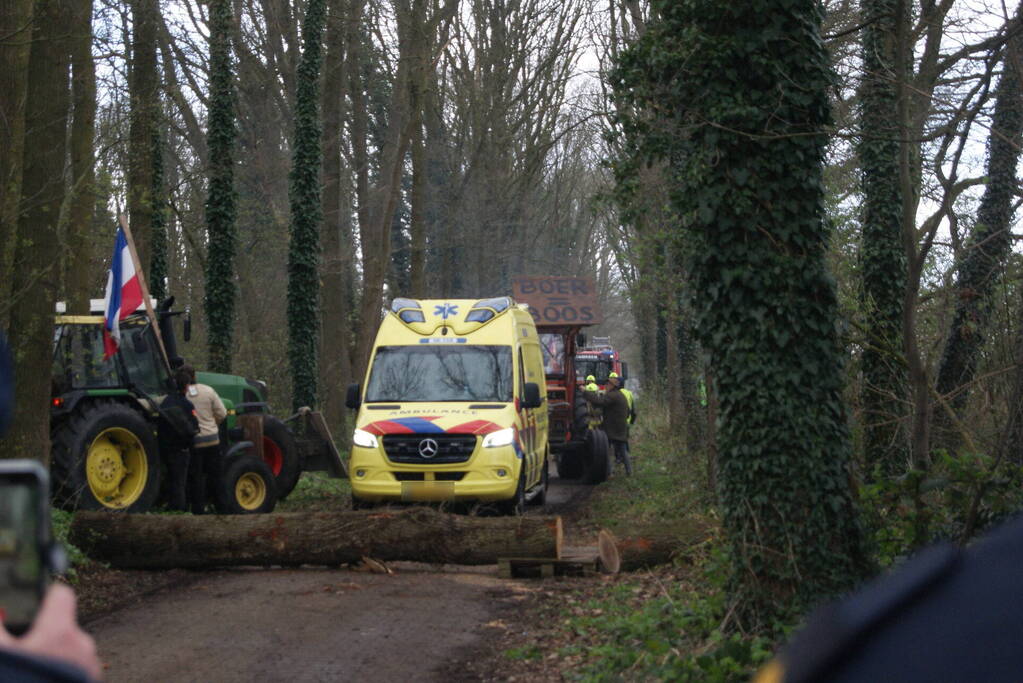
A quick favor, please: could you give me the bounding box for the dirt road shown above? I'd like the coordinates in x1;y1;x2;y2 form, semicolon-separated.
87;476;593;682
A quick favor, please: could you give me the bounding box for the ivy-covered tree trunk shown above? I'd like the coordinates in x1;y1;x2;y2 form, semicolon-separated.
2;0;70;461
149;129;168;302
287;0;327;411
934;8;1023;449
615;0;869;627
204;0;238;373
127;0;159;268
858;0;909;476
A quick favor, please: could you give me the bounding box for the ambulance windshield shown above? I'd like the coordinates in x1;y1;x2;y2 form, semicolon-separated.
365;345;513;402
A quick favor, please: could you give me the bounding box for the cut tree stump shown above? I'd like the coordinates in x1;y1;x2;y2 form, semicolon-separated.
601;520;713;572
69;508;563;569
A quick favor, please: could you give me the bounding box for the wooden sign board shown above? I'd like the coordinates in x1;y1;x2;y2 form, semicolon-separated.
511;276;603;326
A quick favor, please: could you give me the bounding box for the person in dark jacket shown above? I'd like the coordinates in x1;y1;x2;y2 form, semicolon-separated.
157;368;199;511
754;511;1023;683
583;375;633;475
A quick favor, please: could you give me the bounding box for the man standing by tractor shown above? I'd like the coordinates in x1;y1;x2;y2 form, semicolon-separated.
583;374;633;475
181;365;227;514
157;368;199;511
611;372;637;426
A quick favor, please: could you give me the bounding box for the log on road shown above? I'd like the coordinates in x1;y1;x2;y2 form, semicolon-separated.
69;507;563;569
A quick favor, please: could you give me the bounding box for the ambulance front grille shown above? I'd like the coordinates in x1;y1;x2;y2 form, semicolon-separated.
382;434;478;464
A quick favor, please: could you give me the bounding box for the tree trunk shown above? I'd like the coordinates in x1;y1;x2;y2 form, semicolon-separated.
858;0;909;476
287;0;327;411
204;0;238;373
319;0;353;434
127;0;159;269
0;0;33;316
632;1;869;626
64;0;97;315
1;0;70;463
933;6;1023;451
69;509;564;569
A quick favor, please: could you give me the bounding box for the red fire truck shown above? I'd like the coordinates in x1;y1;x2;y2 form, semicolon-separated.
574;337;628;391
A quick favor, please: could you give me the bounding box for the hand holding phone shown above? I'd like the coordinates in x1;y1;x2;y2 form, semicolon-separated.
0;460;63;636
0;461;100;680
0;583;102;680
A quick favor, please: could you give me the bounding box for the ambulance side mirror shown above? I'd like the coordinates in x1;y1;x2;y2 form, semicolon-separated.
620;362;628;381
345;383;361;410
522;382;542;409
183;312;192;342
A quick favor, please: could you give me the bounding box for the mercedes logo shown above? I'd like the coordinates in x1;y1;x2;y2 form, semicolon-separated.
418;438;439;458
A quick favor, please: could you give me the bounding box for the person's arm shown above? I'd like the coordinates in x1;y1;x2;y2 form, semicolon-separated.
0;583;101;681
585;391;612;407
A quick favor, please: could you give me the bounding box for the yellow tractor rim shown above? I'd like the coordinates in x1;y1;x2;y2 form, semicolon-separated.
86;427;147;508
234;472;266;511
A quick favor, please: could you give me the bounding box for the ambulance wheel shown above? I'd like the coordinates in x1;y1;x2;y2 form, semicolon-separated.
351;496;375;510
498;468;526;516
528;454;549;507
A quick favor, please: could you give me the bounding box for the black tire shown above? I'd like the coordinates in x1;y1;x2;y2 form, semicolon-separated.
215;455;278;514
498;467;527;516
583;428;612;484
50;400;162;512
573;391;590;441
555;447;585;480
351;496;375;510
262;416;301;500
528;453;549;507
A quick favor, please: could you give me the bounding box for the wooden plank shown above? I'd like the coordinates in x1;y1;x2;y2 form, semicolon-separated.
497;556;598;579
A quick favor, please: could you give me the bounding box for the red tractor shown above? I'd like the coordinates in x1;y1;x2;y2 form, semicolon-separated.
511;276;612;484
574;337;628;391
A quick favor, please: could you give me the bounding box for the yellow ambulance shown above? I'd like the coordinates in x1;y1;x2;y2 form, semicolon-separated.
345;297;549;513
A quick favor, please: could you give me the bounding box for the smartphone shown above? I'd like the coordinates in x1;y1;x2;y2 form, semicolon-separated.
0;460;61;636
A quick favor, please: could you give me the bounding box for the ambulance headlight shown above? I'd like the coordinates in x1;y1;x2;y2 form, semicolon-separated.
352;429;378;449
482;427;515;448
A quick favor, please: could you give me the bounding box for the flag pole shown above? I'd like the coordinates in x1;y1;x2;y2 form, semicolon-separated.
117;214;171;370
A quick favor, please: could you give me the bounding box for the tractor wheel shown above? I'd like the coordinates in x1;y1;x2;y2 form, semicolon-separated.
215;455;278;514
583;428;612;485
555;447;584;480
262;416;300;500
573;391;590;440
497;466;527;516
50;400;161;512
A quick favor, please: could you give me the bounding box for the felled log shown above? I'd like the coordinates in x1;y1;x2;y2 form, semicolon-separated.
600;520;713;572
69;507;563;569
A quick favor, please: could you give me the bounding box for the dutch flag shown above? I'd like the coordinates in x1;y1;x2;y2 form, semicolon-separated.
101;227;143;359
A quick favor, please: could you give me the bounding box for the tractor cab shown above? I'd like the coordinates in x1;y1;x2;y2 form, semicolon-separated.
52;312;171;415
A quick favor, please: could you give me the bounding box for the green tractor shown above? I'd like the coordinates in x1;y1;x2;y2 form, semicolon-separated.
49;298;344;513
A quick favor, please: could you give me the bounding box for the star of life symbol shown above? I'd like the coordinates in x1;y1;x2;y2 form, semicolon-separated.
418;438;439;458
434;303;459;319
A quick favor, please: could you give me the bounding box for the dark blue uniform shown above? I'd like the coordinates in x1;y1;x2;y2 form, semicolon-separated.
758;512;1023;682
